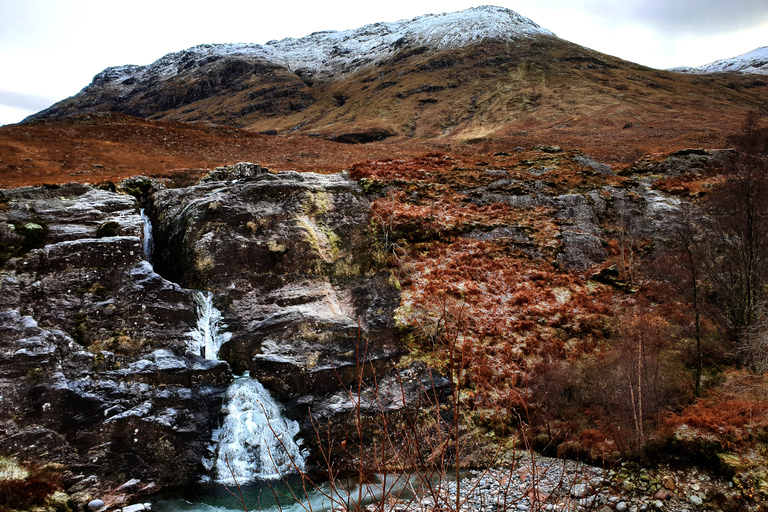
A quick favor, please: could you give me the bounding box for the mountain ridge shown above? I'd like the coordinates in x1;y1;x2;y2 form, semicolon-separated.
23;5;768;145
672;46;768;75
32;4;554;117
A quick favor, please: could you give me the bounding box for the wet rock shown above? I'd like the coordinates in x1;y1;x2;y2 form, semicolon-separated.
570;483;590;498
0;183;231;495
557;231;606;271
573;153;613;176
149;170;401;398
296;362;449;421
122;504;151;512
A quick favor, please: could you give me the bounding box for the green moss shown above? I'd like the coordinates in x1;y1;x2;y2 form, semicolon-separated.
0;458;62;510
1;220;49;263
16;222;48;249
73;311;90;346
88;282;108;297
26;367;45;385
95;220;120;238
359;178;386;195
119;178;156;201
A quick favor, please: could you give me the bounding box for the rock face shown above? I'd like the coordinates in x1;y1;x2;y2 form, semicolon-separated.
147;164;402;398
0;183;231;496
0;167;402;496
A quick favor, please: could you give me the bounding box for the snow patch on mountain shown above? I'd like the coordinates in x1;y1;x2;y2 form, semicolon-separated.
91;5;554;88
671;46;768;75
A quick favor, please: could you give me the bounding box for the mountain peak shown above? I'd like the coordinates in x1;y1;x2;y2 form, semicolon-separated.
672;46;768;75
27;5;559;124
89;5;554;85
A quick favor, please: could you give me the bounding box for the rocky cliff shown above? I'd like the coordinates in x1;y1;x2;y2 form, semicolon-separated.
146;163;403;396
0;183;231;504
0;165;402;504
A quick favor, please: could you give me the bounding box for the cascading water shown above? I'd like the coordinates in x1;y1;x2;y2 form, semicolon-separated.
186;292;306;483
139;208;154;262
140;206;307;493
210;374;307;483
187;291;231;360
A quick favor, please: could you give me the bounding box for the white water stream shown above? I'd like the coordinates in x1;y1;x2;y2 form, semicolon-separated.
187;291;231;360
187;292;306;482
139;208;154;262
209;374;307;483
139;209;307;485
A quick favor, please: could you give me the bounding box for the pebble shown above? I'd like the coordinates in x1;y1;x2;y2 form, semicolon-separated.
362;455;737;512
87;499;105;511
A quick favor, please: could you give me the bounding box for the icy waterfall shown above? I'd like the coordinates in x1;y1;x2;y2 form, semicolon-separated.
186;289;306;482
210;374;307;483
187;291;231;360
139;208;154;262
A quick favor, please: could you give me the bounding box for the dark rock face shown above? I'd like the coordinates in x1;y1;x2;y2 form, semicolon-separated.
0;168;402;496
0;183;231;496
148;165;402;398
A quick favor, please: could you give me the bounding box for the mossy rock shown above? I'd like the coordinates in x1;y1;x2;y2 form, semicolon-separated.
1;221;49;263
45;491;74;512
95;221;120;238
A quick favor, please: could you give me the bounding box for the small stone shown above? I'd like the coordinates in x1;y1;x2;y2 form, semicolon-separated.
652;500;663;509
691;483;700;491
689;495;703;506
664;478;675;491
616;502;628;512
653;489;671;500
571;483;590;498
88;499;105;511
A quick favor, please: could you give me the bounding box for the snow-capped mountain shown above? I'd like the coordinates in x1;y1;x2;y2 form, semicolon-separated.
91;5;554;88
672;46;768;75
29;4;767;142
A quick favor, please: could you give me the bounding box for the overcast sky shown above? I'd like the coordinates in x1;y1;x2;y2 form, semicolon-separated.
1;0;766;126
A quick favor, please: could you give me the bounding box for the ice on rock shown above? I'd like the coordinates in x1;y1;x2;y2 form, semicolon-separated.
212;375;307;483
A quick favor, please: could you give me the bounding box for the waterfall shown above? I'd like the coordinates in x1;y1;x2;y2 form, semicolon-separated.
211;374;307;483
139;208;154;262
187;291;231;360
187;291;307;483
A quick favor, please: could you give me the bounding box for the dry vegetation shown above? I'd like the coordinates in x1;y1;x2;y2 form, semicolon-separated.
344;119;768;507
2;41;768;505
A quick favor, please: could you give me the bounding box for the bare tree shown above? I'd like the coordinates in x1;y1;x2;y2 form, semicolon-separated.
703;111;768;370
652;203;709;396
